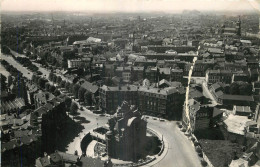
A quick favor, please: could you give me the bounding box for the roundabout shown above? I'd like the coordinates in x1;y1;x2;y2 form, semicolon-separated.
81;126;166;167
65;100;201;167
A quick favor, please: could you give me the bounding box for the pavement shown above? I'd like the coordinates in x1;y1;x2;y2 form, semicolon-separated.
65;105;108;155
1;54;33;79
146;119;201;167
86;140;97;157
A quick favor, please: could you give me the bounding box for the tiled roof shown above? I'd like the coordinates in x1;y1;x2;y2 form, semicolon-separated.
2;140;19;152
81;81;99;94
234;106;251;113
221;94;254;101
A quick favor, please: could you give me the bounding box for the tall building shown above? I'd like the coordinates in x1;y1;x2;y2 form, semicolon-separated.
221;16;241;37
259;16;260;34
100;84;185;119
236;16;241;36
105;101;147;162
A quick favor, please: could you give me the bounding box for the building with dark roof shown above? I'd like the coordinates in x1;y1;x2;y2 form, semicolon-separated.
100;84;185;119
34;91;55;109
35;151;111;167
221;16;241;37
221;94;254;106
0;98;26;114
206;69;233;85
182;99;223;132
233;105;252;116
80;80;99;95
147;45;196;54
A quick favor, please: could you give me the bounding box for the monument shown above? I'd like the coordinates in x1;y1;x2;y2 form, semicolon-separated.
105;101;147;162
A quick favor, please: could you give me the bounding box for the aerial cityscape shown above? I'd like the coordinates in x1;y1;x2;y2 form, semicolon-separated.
1;0;260;167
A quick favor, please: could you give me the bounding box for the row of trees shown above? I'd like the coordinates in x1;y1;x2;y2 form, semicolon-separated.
15;57;39;72
32;73;79;115
49;72;93;106
1;60;23;78
32;74;60;96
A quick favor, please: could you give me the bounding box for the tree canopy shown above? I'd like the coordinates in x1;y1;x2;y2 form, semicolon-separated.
70;102;78;115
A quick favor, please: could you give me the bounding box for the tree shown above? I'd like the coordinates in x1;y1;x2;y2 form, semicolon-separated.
45;82;50;91
73;84;80;99
230;81;252;95
38;77;47;89
54;89;61;96
239;82;252;95
65;96;72;109
60;80;66;88
7;76;12;87
49;85;56;93
32;74;39;84
104;77;114;86
84;91;92;106
69;84;74;94
108;117;116;131
65;82;71;91
78;87;86;102
52;75;57;83
70;102;78;115
49;72;54;81
12;78;28;104
230;82;240;95
1;74;7;91
57;76;62;85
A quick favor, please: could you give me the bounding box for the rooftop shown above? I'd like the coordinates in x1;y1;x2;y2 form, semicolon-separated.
224;115;251;135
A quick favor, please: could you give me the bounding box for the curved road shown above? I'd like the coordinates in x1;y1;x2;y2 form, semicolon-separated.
66;105;201;167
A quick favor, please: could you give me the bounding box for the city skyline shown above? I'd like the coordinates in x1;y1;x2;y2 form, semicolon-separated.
1;0;260;13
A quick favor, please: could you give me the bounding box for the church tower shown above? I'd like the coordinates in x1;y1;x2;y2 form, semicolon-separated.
236;16;241;36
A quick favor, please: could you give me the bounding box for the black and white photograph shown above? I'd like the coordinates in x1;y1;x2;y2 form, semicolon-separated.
0;0;260;166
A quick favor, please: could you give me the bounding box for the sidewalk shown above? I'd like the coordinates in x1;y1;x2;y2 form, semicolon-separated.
86;140;97;157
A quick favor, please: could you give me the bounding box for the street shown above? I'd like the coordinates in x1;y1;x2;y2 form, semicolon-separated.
147;119;201;167
1;54;33;79
66;109;202;167
202;81;218;106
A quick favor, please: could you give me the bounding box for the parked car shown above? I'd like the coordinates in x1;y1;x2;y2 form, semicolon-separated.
37;71;42;75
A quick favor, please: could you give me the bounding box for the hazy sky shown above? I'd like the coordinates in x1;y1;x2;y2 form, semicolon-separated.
1;0;260;12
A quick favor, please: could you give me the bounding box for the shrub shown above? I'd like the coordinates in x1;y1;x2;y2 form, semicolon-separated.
201;160;207;167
